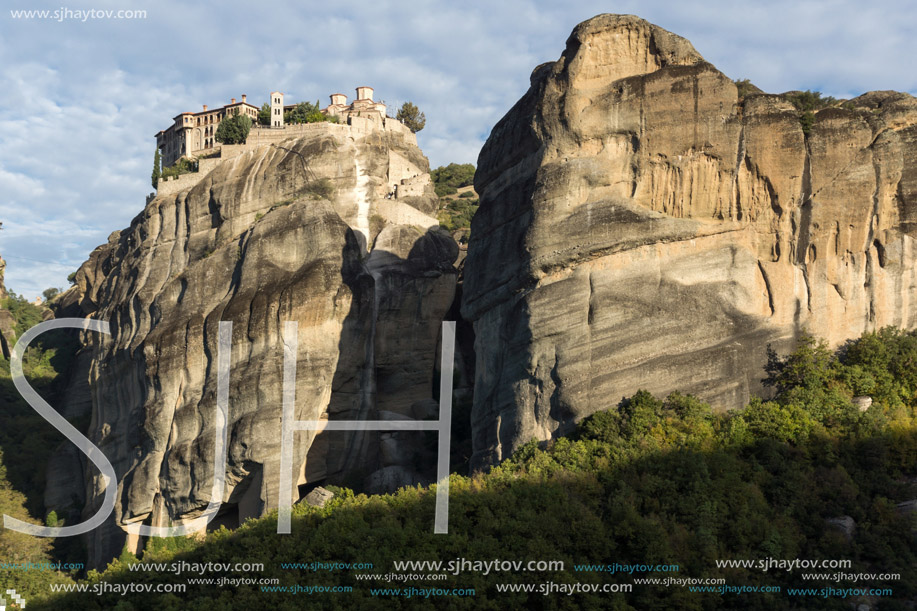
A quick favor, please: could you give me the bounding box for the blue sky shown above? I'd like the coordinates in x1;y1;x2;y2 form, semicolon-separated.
1;0;915;299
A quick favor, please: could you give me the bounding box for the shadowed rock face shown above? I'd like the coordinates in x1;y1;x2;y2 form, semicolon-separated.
462;14;917;469
53;123;457;566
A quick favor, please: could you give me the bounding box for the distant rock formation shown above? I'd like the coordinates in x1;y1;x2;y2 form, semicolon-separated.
462;14;917;469
0;254;13;359
0;254;7;301
52;121;458;567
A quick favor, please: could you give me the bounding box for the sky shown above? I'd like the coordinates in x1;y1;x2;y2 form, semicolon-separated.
1;0;916;299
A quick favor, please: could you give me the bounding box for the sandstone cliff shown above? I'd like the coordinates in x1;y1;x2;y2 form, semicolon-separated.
462;14;917;468
51;121;458;565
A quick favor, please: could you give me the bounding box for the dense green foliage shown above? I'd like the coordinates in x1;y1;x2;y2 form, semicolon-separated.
783;90;839;135
0;296;80;599
432;163;478;233
437;197;478;232
151;149;161;189
258;103;271;126
430;163;475;197
284;101;336;125
0;449;75;598
160;157;196;180
784;91;838;112
396;102;425;133
1;293;44;340
215;110;252;145
30;328;917;610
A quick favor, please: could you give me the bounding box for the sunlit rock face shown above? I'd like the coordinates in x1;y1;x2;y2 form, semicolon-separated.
53;122;458;566
463;14;917;469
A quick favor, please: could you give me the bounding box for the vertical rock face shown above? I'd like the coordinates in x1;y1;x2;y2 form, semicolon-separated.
54;121;457;566
0;254;13;359
462;14;917;468
0;254;7;300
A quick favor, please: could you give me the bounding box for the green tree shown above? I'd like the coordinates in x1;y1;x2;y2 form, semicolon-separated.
258;102;271;126
304;99;327;123
215;110;252;145
784;90;837;112
763;334;835;394
783;90;837;135
285;101;311;124
285;100;328;125
431;163;475;196
151;148;161;189
397;101;426;133
41;288;59;302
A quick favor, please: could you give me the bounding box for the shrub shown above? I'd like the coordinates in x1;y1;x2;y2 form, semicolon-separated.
304;178;334;200
160;157;196;180
369;214;385;238
437;198;478;231
784;90;837;112
734;78;762;98
434;183;457;197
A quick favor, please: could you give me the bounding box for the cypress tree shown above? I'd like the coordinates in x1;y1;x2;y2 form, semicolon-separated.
151;149;161;189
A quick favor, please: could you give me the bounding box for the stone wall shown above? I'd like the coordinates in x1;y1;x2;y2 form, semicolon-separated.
374;199;439;229
395;174;432;198
157;119;418;200
156;170;206;197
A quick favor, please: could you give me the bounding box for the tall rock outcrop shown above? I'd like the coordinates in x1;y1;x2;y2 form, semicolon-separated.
0;254;7;301
52;119;457;566
462;14;917;468
0;254;13;359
